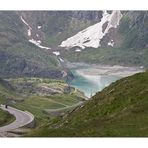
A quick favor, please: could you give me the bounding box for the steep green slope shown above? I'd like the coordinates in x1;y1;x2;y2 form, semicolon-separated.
0;78;16;127
0;109;15;127
0;11;62;79
28;71;148;137
0;78;19;104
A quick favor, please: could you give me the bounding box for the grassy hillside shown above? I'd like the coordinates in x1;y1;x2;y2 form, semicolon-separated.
0;77;85;128
0;79;16;127
28;71;148;137
0;78;20;104
0;109;15;127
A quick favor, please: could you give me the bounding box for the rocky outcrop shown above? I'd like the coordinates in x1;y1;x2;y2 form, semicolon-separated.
0;51;63;79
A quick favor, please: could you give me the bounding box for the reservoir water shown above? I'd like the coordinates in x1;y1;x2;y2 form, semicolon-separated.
69;69;121;98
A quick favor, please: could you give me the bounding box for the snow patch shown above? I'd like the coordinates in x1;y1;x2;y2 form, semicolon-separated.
53;51;60;56
60;11;122;49
21;16;51;50
75;49;82;52
59;58;64;62
37;40;42;44
38;26;42;29
28;29;31;36
29;39;50;49
20;16;32;37
108;40;114;47
20;16;31;28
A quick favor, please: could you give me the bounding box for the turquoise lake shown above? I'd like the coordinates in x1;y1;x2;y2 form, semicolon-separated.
69;69;121;98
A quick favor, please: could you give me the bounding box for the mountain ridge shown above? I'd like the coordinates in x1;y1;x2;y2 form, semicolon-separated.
0;11;148;78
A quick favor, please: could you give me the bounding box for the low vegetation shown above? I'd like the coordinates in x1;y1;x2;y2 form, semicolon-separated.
61;47;148;68
28;71;148;137
0;109;15;127
0;77;85;127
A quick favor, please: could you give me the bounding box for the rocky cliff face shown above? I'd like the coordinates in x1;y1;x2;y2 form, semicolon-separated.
0;11;105;79
0;11;66;79
117;11;148;49
0;11;147;78
58;11;148;49
16;11;104;48
16;11;148;49
60;11;122;49
1;11;148;50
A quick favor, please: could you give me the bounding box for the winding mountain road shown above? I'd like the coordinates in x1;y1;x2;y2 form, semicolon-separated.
0;105;34;133
45;101;84;116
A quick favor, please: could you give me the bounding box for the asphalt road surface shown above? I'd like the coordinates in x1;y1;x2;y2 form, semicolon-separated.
0;105;34;133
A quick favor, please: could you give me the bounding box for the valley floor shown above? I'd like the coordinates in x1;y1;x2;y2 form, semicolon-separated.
0;77;85;137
